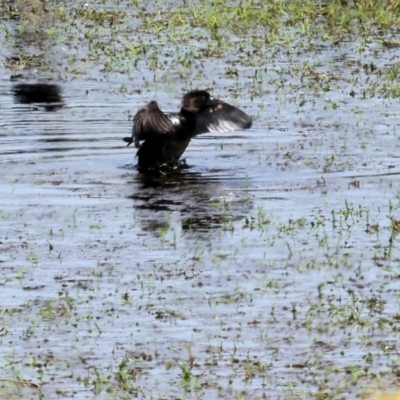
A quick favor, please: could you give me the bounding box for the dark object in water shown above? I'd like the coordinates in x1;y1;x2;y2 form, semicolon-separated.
123;90;252;173
12;83;63;111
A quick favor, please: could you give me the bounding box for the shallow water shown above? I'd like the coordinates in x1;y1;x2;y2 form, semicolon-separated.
2;2;400;399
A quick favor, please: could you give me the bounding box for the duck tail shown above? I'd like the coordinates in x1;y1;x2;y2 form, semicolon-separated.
123;137;134;146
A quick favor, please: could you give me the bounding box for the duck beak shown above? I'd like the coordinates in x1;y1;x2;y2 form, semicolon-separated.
206;96;220;106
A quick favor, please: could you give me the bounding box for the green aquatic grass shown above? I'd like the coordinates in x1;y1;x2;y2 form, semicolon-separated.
2;0;400;89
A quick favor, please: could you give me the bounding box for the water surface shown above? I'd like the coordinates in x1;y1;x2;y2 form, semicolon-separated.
1;2;400;399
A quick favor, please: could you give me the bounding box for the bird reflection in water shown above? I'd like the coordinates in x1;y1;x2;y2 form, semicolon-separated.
127;172;252;237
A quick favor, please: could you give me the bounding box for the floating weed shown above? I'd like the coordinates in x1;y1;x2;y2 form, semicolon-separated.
115;355;140;391
346;365;365;384
37;301;57;321
178;361;200;391
80;366;109;394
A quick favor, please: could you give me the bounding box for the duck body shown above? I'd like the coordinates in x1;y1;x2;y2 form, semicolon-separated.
123;90;252;173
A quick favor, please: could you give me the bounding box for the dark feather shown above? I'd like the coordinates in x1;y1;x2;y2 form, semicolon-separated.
136;135;191;172
124;101;174;147
123;90;253;173
136;136;168;172
193;102;252;136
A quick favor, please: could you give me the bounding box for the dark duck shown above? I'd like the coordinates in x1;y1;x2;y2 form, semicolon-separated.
123;90;252;173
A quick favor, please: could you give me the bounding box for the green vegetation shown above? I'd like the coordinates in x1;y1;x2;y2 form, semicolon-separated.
2;0;400;98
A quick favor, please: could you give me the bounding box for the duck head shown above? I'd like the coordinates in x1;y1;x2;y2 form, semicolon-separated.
181;90;220;113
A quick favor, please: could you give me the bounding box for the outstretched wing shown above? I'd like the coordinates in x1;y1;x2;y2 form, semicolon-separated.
123;101;174;147
193;101;252;136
